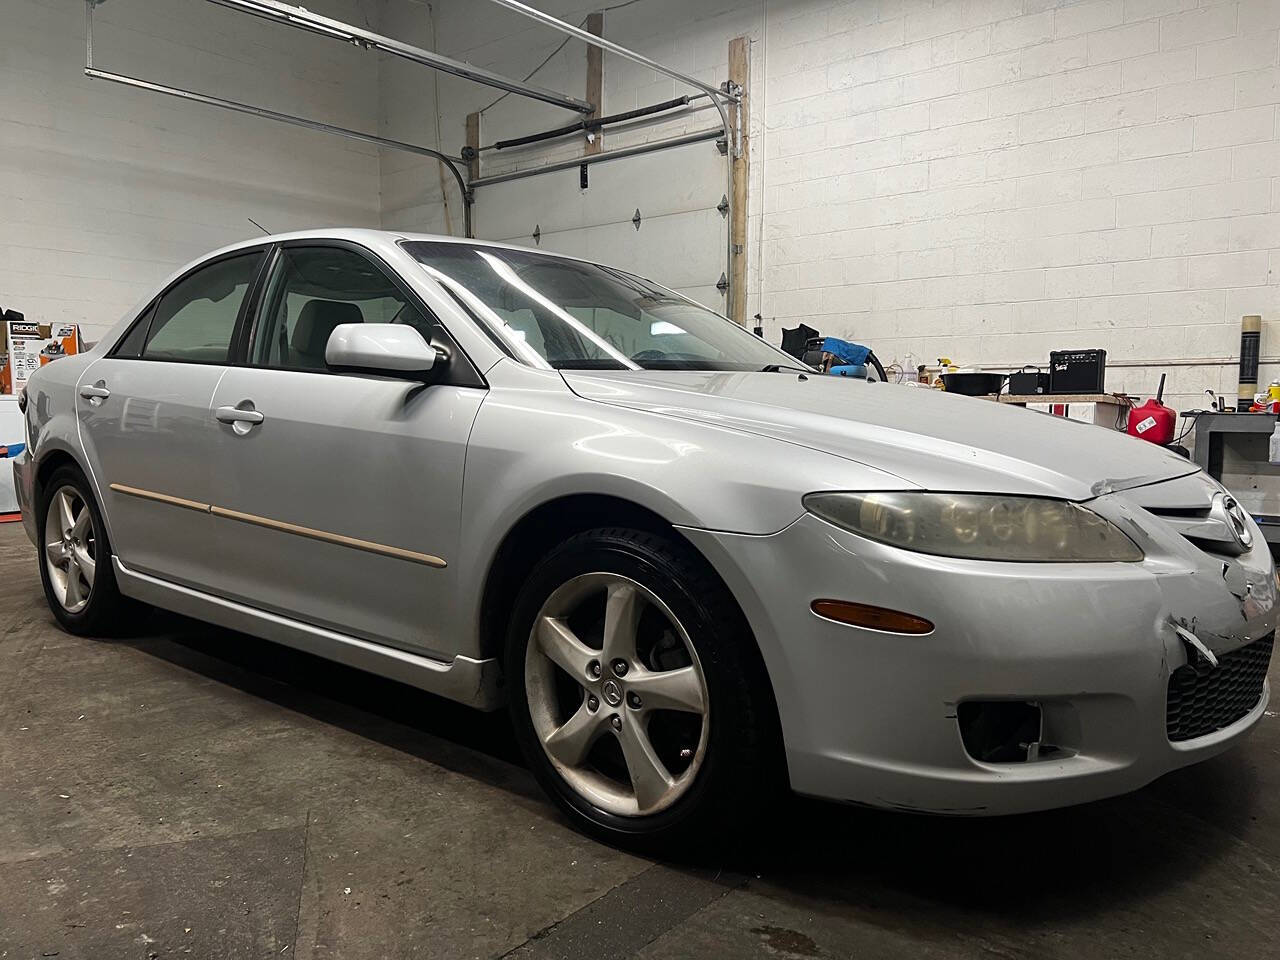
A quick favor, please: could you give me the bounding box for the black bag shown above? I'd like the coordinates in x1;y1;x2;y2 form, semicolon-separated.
780;324;818;360
1008;365;1050;395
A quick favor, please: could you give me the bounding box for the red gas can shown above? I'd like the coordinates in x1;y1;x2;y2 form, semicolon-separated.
1128;397;1176;445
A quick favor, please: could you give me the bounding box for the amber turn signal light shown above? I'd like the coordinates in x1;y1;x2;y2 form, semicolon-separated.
810;599;934;635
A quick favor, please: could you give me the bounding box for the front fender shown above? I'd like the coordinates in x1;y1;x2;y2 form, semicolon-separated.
453;361;910;656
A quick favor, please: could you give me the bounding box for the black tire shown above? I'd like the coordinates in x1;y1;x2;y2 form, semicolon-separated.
36;464;137;636
505;527;784;850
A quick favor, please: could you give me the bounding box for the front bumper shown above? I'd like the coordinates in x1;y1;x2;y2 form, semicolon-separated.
681;492;1276;816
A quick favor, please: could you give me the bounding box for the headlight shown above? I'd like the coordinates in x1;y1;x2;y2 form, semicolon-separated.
803;491;1143;562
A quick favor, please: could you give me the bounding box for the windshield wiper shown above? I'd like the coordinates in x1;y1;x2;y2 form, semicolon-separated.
759;363;813;374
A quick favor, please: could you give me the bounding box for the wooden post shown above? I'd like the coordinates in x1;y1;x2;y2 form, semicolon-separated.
585;12;604;156
465;111;481;181
727;36;750;326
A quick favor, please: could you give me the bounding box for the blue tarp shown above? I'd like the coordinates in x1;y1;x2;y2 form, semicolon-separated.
820;337;871;366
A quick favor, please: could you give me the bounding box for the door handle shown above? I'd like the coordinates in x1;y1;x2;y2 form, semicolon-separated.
216;404;265;436
215;406;265;425
79;381;110;405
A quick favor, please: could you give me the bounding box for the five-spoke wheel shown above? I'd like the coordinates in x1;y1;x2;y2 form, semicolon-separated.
525;573;710;817
508;527;781;846
44;485;97;614
37;464;136;635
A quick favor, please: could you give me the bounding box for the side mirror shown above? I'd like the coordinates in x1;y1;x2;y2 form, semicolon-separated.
324;323;443;379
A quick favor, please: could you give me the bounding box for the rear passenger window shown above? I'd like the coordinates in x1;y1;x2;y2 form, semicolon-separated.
141;252;263;363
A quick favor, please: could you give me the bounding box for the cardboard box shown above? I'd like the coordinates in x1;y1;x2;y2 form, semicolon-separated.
2;320;82;394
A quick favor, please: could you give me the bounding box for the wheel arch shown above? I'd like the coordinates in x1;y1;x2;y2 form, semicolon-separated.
31;444;121;551
33;446;85;505
485;493;791;822
478;494;675;663
475;493;773;711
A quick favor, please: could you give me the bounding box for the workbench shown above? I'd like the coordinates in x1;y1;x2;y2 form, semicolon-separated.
997;393;1128;430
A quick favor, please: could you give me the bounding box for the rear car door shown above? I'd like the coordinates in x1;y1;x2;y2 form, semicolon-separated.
78;248;267;587
203;242;485;657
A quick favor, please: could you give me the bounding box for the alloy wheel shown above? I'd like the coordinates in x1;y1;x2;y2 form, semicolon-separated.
44;486;97;614
524;573;710;817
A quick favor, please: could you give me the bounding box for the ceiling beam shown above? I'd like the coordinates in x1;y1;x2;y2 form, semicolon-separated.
203;0;594;113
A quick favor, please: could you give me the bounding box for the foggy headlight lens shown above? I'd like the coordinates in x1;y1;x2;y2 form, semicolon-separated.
803;492;1143;562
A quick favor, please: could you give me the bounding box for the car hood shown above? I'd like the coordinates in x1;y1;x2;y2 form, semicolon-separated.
562;370;1199;501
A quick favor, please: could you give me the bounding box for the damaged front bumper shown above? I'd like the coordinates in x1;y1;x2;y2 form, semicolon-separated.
680;482;1276;816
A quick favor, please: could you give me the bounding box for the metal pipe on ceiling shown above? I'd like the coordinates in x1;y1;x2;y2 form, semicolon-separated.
202;0;595;114
84;68;475;237
489;95;699;151
483;0;739;106
84;0;474;236
469;128;724;188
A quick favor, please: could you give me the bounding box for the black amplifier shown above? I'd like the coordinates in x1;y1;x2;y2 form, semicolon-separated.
1049;349;1106;394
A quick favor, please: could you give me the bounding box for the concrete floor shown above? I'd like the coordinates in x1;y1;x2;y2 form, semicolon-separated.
2;524;1280;960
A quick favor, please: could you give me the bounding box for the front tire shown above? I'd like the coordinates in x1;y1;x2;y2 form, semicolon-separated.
37;464;133;636
506;527;782;848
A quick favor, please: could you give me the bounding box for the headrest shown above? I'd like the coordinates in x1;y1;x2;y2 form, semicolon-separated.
292;300;363;359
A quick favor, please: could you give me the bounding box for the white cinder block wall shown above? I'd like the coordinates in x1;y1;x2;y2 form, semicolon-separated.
382;0;1278;413
1;0;383;341
4;0;1276;410
759;0;1279;411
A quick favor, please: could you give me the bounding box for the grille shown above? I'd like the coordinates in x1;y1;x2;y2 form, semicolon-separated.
1166;634;1273;742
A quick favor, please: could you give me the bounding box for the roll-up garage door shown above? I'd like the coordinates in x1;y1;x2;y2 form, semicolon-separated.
472;136;727;311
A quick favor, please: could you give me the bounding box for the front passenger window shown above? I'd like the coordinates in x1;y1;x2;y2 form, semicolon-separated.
252;247;434;371
141;252;262;363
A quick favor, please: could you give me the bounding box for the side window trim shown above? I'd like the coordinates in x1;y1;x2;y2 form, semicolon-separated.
232;243;279;366
109;246;269;365
242;239;486;388
108;299;160;359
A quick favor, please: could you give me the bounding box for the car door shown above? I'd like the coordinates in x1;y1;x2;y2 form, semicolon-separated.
203;242;485;657
78;248;267;587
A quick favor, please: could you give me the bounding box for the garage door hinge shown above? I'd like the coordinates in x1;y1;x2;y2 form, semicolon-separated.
532;224;541;245
716;272;729;294
632;208;643;230
717;194;729;217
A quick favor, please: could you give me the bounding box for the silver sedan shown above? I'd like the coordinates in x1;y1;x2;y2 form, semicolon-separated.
13;229;1275;844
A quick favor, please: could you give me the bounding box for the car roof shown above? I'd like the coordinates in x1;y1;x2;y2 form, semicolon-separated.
199;227;604;269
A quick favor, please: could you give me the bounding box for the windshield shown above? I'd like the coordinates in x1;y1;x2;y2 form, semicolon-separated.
403;241;794;372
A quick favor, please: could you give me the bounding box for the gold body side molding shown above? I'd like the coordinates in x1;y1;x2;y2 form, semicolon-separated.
109;483;447;568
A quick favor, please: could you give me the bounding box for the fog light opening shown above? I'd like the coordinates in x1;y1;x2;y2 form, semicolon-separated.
810;599;934;635
957;700;1058;764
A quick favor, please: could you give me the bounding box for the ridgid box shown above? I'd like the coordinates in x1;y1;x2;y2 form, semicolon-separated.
1;320;82;394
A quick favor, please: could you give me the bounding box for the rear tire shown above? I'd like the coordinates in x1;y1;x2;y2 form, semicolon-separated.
506;526;783;850
37;464;136;636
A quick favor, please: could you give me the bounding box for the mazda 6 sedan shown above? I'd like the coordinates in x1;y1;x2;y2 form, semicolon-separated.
13;229;1276;843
